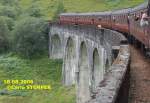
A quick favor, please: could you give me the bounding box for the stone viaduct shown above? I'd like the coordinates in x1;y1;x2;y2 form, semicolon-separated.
49;23;130;103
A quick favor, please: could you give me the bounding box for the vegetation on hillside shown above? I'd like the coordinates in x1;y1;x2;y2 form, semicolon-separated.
18;0;145;20
0;17;10;53
13;17;48;58
0;54;75;103
0;0;75;103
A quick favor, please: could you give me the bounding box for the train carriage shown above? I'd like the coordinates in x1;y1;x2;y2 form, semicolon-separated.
129;2;149;48
94;11;112;29
59;1;150;53
60;13;77;24
111;8;131;33
77;13;94;25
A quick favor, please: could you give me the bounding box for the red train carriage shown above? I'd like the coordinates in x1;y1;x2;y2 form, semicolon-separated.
77;13;94;25
59;13;77;24
129;2;149;48
111;8;131;33
59;1;150;52
93;11;112;29
60;11;112;29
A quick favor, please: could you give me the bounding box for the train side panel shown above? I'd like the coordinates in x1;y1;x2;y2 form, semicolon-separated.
129;2;150;48
111;9;130;33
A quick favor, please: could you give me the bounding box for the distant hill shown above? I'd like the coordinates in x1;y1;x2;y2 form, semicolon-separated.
18;0;145;20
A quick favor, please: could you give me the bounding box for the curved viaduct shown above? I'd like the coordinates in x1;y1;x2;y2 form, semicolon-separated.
49;23;130;103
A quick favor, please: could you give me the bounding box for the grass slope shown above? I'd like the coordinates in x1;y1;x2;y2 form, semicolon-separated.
19;0;145;20
0;54;75;103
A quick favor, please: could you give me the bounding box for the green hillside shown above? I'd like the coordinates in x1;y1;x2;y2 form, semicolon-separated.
18;0;145;20
0;54;75;103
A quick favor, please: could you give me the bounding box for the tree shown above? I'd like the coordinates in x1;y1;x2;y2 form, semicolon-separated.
53;0;65;21
13;17;48;59
0;16;14;31
27;3;43;17
0;16;10;53
0;6;18;19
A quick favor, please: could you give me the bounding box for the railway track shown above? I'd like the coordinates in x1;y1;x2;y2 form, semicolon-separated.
129;45;150;103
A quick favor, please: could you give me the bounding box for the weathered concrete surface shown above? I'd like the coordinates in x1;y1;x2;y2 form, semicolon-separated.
86;45;130;103
49;23;129;103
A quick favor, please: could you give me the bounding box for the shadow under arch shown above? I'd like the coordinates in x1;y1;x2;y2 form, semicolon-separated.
91;48;102;92
51;34;62;59
63;37;76;86
105;59;109;73
77;41;90;103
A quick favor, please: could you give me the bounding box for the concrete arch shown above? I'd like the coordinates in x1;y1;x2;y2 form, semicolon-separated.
92;48;102;91
51;34;62;59
63;37;76;86
78;41;90;103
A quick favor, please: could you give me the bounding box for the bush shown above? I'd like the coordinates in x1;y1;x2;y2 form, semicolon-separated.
53;0;65;21
27;3;43;17
13;17;48;59
0;6;18;19
0;16;10;53
0;0;17;5
0;16;14;31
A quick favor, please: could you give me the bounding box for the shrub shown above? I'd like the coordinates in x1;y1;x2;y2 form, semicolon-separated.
0;16;10;53
13;17;48;59
0;0;19;6
53;0;65;21
0;6;18;19
0;16;14;31
27;3;43;17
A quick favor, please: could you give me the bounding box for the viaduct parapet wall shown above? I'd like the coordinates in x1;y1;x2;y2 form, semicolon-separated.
49;23;130;103
86;45;130;103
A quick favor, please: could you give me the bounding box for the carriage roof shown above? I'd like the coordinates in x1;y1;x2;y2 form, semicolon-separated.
131;2;148;13
60;11;111;17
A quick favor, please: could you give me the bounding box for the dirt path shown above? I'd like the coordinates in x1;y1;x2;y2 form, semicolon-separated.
129;46;150;103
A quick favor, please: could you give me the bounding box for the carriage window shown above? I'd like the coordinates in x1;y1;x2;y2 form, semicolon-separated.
99;18;101;21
